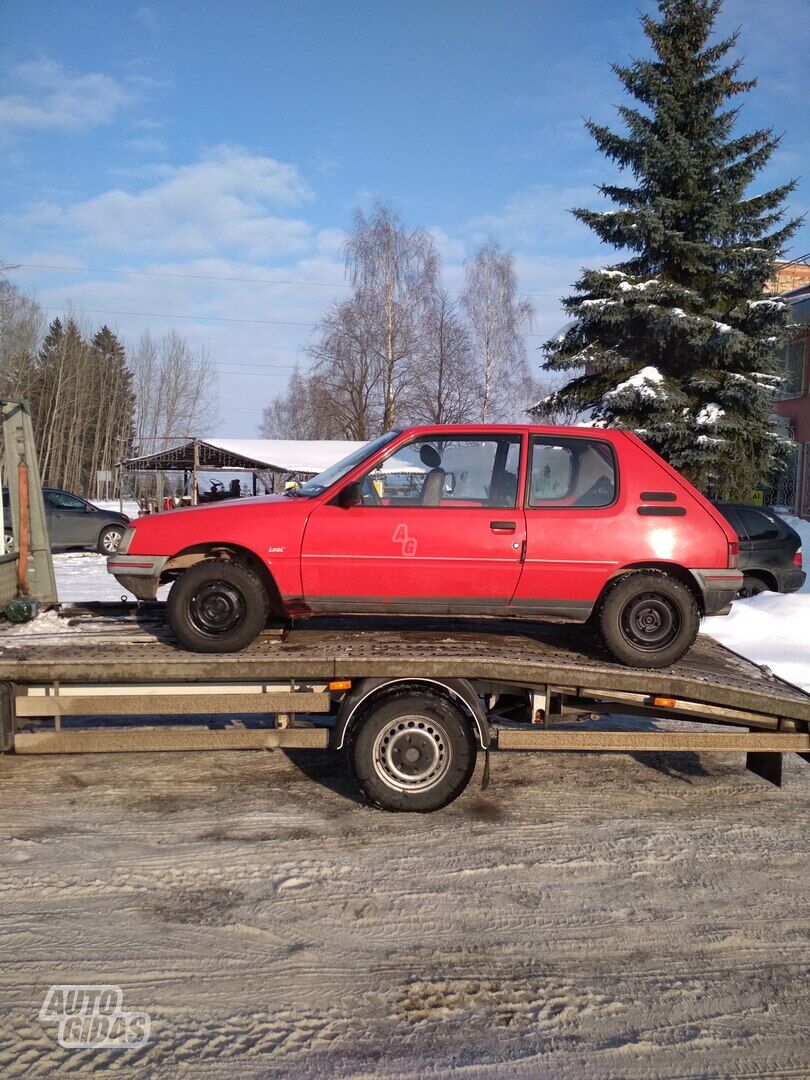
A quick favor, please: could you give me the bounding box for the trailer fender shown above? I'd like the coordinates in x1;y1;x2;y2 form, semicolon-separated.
333;677;490;751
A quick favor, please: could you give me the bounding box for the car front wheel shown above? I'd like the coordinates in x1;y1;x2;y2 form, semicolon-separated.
167;558;269;652
598;571;700;669
97;524;125;554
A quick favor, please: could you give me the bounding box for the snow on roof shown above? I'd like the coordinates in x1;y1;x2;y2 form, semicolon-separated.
211;438;369;473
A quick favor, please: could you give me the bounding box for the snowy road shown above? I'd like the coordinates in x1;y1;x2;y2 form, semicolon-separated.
1;744;808;1077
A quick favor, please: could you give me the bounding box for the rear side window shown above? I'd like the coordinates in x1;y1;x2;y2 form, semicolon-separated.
528;436;617;508
733;507;781;540
46;491;87;511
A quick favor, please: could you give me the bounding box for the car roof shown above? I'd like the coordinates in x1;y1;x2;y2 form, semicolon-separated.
397;423;622;440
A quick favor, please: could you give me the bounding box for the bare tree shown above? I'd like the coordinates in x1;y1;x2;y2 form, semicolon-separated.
131;330;218;500
461;240;534;422
308;295;386;439
0;278;43;400
260;368;340;439
346;202;437;428
409;290;479;424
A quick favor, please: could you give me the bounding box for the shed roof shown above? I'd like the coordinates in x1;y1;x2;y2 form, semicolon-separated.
119;437;422;476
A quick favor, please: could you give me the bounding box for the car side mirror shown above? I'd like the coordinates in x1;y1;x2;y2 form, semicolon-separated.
337;481;364;508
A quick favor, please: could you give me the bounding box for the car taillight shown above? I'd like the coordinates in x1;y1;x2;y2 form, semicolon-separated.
727;539;739;568
794;548;803;569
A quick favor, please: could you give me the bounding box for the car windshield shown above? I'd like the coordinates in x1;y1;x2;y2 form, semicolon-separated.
289;431;400;497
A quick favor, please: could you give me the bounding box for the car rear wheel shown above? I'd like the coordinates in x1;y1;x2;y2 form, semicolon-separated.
598;571;700;669
348;689;477;812
97;524;125;554
168;558;269;653
738;574;770;599
2;533;13;555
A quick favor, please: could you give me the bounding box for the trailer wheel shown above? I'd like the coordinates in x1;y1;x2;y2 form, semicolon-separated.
598;570;699;669
168;558;269;652
348;689;477;812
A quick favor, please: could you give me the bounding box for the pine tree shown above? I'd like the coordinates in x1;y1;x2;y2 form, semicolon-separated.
89;327;135;498
536;0;801;499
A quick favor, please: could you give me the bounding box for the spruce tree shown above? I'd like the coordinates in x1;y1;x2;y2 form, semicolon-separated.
536;0;801;499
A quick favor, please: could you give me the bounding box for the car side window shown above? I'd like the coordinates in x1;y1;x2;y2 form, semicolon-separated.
734;508;780;540
528;436;616;508
46;491;87;511
355;436;522;508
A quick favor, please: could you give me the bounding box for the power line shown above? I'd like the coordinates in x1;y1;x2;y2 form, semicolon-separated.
42;305;316;328
19;260;565;295
17;263;348;288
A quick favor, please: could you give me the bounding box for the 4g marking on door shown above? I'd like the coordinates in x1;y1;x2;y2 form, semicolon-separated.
393;524;417;557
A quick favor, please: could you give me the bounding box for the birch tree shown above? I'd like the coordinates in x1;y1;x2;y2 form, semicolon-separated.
410;289;479;424
461;241;534;422
345;202;437;428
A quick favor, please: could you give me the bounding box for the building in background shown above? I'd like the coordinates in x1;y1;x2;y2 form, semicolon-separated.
771;271;810;518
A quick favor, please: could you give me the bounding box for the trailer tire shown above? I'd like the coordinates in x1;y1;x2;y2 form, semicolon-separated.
348;689;477;812
598;570;699;669
168;558;269;653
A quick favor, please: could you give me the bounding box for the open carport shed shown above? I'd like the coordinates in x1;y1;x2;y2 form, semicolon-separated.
118;437;417;504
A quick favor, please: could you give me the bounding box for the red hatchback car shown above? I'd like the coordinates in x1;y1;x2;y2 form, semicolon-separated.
109;426;742;668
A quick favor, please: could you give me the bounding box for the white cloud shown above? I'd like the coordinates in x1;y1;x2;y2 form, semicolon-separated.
121;136;169;156
133;6;158;30
33;145;316;258
466;183;603;250
0;59;134;135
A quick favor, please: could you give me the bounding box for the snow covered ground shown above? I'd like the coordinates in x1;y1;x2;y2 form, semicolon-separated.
701;514;810;691
0;738;808;1077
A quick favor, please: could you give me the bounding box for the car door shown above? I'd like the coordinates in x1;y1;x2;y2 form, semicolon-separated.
511;434;622;618
300;432;526;615
44;490;95;547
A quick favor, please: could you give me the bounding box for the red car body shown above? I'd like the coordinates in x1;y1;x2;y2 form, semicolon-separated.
110;425;740;629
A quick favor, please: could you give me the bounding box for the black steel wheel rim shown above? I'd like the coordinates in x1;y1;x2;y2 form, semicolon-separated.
620;591;680;651
189;580;247;636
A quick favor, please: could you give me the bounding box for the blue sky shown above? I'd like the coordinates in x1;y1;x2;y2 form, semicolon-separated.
2;0;808;432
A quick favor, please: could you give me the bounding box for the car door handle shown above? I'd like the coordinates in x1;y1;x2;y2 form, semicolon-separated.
490;520;517;532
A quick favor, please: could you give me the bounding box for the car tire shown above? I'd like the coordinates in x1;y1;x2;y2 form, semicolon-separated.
3;533;13;556
347;688;477;812
738;574;770;599
97;524;125;554
598;570;700;669
167;558;269;653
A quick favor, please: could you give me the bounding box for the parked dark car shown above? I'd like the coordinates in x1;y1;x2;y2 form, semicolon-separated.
713;503;805;597
3;488;129;554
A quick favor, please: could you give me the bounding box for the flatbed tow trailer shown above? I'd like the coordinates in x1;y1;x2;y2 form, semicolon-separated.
1;606;808;810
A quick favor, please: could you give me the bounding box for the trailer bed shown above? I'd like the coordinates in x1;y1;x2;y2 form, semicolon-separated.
1;610;808;726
